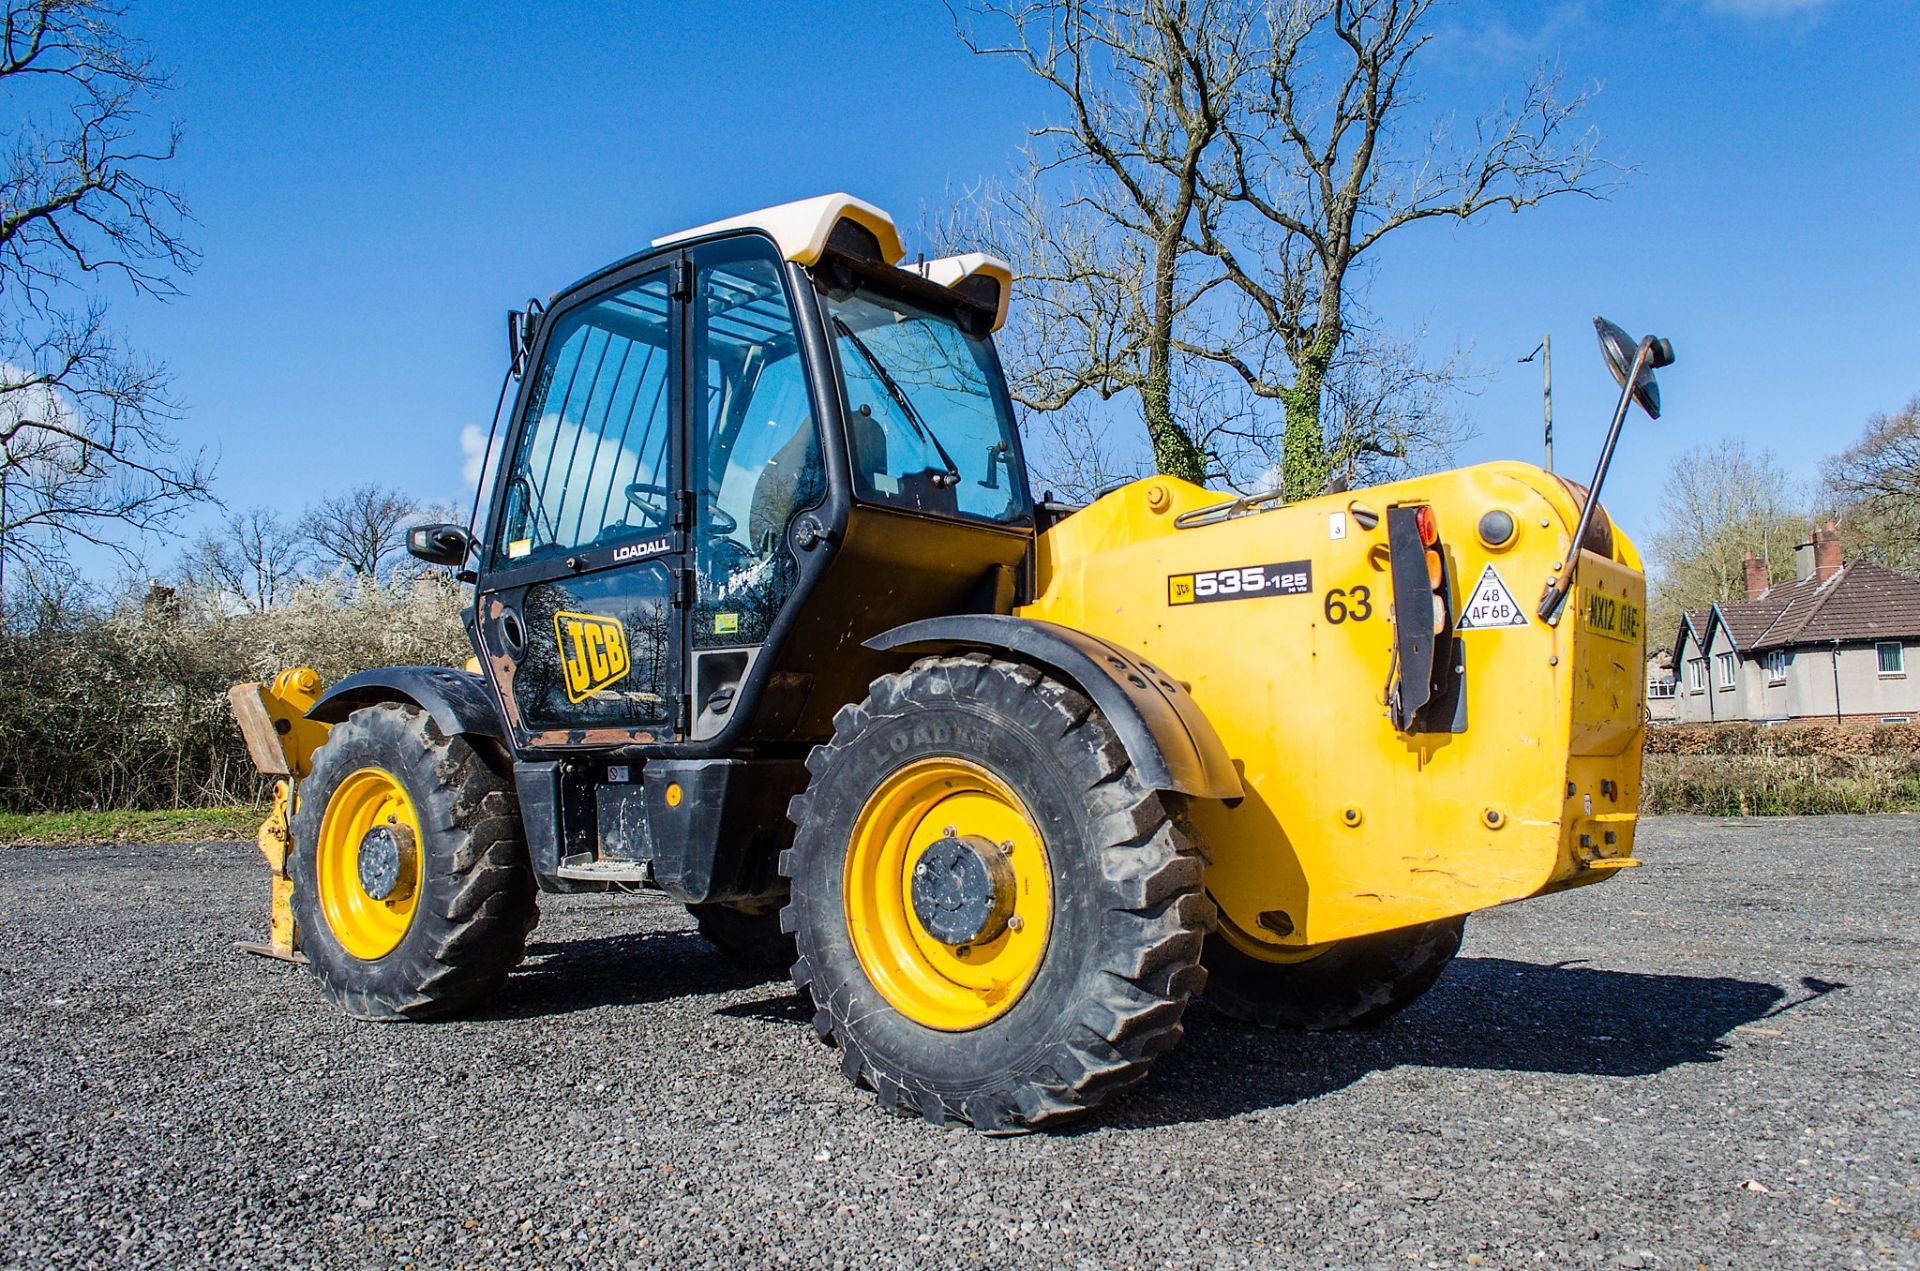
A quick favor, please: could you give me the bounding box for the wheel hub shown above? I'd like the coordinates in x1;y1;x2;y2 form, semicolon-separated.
316;767;425;962
910;833;1015;947
356;823;414;901
842;757;1052;1032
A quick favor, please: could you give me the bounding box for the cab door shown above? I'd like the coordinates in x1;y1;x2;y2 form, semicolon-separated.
473;263;687;747
684;237;828;738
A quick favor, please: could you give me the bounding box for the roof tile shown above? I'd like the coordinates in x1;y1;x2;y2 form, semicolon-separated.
1689;561;1920;652
1752;560;1920;648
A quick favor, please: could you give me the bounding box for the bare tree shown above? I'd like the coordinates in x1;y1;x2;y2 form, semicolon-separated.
1822;396;1920;573
0;0;207;604
954;0;1607;499
951;0;1246;484
180;506;307;611
299;484;419;581
1647;440;1806;641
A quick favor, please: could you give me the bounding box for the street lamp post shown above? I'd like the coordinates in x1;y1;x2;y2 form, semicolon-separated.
1519;335;1554;472
0;457;8;627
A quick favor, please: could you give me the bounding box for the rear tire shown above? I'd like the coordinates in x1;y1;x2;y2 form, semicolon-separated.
687;902;795;968
1202;917;1465;1031
782;654;1212;1131
291;703;538;1020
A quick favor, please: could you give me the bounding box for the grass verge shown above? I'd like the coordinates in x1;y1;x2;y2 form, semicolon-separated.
1641;754;1920;816
0;806;263;847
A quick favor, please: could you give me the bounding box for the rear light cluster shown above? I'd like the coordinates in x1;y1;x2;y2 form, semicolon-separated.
1415;506;1447;635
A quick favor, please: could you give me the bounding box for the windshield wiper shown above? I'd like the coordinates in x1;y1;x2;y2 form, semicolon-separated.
831;316;961;485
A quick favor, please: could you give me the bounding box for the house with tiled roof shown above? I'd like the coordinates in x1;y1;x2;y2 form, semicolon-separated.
1645;649;1678;722
1669;523;1920;723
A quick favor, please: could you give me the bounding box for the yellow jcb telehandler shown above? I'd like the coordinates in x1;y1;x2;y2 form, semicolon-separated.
230;193;1669;1130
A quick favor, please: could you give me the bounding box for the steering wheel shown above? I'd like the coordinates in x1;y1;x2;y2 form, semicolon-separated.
623;481;738;536
624;481;669;525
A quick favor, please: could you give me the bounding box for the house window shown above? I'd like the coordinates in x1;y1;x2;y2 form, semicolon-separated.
1877;641;1905;676
1763;650;1788;685
1686;658;1706;692
1715;652;1737;689
1648;676;1675;700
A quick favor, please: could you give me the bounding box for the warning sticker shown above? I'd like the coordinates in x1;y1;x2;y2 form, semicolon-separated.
1456;563;1531;630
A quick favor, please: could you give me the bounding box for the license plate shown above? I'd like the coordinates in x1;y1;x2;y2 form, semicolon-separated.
1579;589;1641;644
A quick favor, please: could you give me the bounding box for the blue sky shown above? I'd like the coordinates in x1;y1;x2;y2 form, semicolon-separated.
102;0;1920;568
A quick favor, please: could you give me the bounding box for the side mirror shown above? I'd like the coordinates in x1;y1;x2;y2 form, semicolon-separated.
1538;316;1675;624
1594;317;1673;419
406;523;473;569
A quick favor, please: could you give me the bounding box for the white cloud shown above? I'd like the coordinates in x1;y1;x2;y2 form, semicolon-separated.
1703;0;1838;16
1430;1;1595;69
459;423;494;487
0;361;82;432
0;361;88;469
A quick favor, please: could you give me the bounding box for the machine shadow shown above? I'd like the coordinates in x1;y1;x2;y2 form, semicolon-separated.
479;929;788;1021
477;936;1821;1132
1108;957;1808;1130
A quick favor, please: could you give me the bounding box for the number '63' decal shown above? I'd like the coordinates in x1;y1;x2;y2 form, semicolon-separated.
1323;586;1373;624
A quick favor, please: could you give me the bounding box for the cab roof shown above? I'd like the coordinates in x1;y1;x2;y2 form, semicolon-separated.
652;193;1009;332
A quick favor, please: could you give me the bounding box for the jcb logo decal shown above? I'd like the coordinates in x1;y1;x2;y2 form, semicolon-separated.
554;611;631;702
1168;560;1312;605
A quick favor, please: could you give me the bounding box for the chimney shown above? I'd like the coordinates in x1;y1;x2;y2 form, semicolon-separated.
1742;550;1768;600
1794;540;1815;580
1813;519;1843;582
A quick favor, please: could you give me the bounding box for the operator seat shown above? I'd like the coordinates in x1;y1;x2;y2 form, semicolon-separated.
745;411;887;552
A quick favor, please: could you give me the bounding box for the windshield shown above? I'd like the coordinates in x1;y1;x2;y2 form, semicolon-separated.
820;283;1028;523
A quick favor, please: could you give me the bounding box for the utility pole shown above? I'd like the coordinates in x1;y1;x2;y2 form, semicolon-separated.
1519;335;1554;472
0;459;8;628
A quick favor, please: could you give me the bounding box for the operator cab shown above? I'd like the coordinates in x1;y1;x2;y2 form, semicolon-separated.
447;194;1033;760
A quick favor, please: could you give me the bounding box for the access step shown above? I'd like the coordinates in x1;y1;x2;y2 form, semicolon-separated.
554;857;651;884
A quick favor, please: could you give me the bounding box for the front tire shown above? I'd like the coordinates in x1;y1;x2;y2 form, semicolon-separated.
291;703;538;1020
782;655;1212;1131
1202;916;1465;1031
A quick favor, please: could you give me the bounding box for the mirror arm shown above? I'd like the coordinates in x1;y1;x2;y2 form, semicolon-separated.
1537;336;1656;625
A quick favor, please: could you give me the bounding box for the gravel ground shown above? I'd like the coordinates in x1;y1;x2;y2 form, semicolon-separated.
0;814;1915;1270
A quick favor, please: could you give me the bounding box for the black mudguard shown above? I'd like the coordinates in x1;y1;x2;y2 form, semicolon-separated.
307;667;508;743
865;614;1242;801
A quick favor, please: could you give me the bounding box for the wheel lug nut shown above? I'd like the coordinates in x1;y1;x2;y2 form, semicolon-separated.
1007;915;1025;933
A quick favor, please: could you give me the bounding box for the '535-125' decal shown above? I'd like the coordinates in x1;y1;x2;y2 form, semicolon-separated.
1168;560;1312;605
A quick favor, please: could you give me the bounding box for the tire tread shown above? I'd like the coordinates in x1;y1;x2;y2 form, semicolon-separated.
291;702;538;1021
782;655;1210;1130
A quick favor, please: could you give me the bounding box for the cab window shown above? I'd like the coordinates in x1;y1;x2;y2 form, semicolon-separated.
692;245;825;647
821;283;1027;523
496;272;673;565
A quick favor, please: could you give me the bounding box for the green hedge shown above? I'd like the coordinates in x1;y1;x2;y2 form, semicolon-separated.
0;578;467;813
1641;723;1920;815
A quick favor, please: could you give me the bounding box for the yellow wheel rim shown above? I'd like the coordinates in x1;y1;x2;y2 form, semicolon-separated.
315;766;424;961
843;758;1052;1031
1215;908;1331;965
